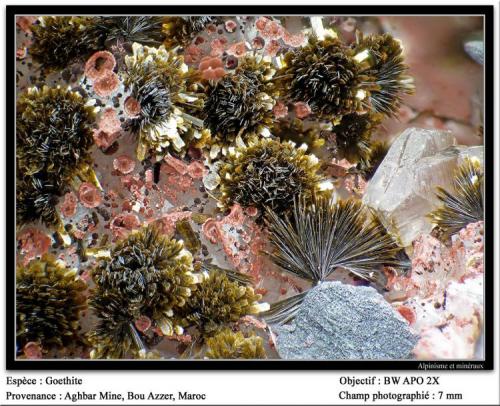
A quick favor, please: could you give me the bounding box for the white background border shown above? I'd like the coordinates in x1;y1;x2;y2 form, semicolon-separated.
0;1;498;404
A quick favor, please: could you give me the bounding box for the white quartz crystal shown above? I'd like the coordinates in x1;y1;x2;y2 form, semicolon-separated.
458;145;484;166
363;127;480;246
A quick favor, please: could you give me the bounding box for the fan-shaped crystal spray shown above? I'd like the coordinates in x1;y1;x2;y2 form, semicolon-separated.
428;157;484;239
91;16;166;47
353;32;415;117
277;36;364;122
262;196;408;324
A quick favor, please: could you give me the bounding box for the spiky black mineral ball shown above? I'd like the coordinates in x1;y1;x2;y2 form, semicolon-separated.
203;56;277;152
278;37;363;121
87;291;144;359
123;43;208;160
328;113;382;162
16;255;87;349
91;16;166;47
163;16;221;48
30;16;99;72
204;328;266;359
17;86;96;184
16;175;61;228
92;225;200;337
218;138;322;219
353;32;414;117
429;157;484;240
181;271;267;336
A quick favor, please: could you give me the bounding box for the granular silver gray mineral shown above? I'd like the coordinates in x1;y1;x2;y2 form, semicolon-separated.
274;281;419;360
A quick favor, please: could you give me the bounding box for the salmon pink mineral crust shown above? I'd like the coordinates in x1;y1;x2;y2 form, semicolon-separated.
202;204;266;280
224;20;237;33
93;129;118;149
282;30;305;47
210;38;226;57
23;342;43;359
60;192;78;218
78;182;102;208
185;44;203;64
84;50;120;98
199;56;226;81
256;17;284;40
113;155;136;174
85;51;117;81
397;306;416;325
17;45;28;60
294;102;312;119
386;222;484;359
201;218;219;244
124;96;141;118
110;213;141;239
272;102;288;119
252;37;265;50
159;156;204;202
135;315;152;333
227;42;247;58
18;228;52;265
152;211;192;238
93;70;120;98
264;40;280;57
16;16;37;34
187;161;207;179
93;107;121;148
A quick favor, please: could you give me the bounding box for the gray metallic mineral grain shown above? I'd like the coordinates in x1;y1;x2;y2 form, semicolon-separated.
274;282;418;360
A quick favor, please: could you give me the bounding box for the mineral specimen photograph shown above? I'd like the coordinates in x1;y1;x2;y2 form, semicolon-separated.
10;10;489;364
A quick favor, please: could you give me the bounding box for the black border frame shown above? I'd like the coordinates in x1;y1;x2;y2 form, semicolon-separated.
6;5;494;371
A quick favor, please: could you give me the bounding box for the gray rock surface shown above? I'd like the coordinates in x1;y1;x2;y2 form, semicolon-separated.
363;128;480;246
274;282;418;360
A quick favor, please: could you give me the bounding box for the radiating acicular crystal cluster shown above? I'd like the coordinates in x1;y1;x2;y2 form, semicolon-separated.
15;15;485;361
16;255;87;350
16;85;99;244
204;328;266;359
203;56;278;153
88;225;201;358
180;270;267;336
29;16;99;72
218;138;323;219
123;43;209;160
